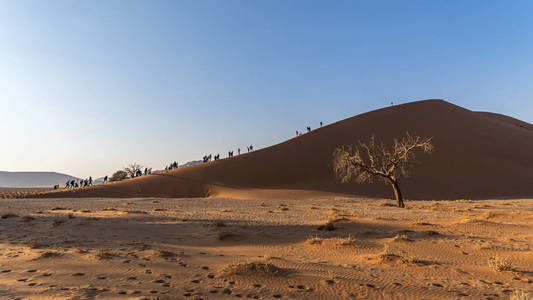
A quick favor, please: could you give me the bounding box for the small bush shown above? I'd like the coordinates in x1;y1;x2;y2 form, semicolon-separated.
510;290;530;300
306;235;323;245
488;256;513;272
96;249;117;260
1;213;19;219
109;170;128;182
317;222;336;231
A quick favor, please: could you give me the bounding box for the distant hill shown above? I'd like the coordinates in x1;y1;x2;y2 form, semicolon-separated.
0;171;79;187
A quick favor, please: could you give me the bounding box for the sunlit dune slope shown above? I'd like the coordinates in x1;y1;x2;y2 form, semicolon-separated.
35;99;533;200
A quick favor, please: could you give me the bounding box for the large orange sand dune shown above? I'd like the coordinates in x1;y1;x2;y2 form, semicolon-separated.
34;99;533;200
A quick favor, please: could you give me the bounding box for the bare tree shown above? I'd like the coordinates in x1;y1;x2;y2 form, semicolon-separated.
123;163;143;178
333;133;433;208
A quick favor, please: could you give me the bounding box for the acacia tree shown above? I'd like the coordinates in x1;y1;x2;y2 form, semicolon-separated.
123;163;143;178
332;133;433;208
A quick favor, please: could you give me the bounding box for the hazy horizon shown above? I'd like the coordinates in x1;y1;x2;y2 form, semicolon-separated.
2;1;533;178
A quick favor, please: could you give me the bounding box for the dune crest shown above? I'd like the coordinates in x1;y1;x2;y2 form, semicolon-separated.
30;99;533;200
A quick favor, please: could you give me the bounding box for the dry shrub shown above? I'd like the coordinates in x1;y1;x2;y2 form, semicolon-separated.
337;235;358;246
222;261;287;276
483;210;496;219
317;222;336;231
420;230;440;236
158;250;177;258
510;290;530;300
21;215;35;222
377;244;399;262
52;219;65;227
125;210;148;214
392;233;412;242
488;256;513;272
305;235;323;245
38;251;62;259
217;232;234;241
1;213;19;219
27;240;42;249
213;221;227;227
50;207;69;211
96;249;117;260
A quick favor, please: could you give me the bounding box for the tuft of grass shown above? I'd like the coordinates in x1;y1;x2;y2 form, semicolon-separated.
317;222;336;231
214;221;227;227
21;215;35;222
217;232;234;241
483;210;496;219
305;235;323;245
488;256;513;272
158;250;177;258
38;251;62;259
392;233;413;242
52;219;65;227
96;249;117;260
510;290;530;300
222;261;287;276
50;207;69;211
338;235;358;246
27;240;42;249
1;213;19;219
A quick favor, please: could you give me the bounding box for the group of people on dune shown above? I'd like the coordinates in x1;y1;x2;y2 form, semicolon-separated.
165;161;178;171
296;122;323;137
65;177;93;188
203;144;253;163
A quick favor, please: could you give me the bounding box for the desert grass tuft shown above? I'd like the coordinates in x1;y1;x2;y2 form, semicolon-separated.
27;240;43;249
510;290;530;300
488;256;513;272
317;222;336;231
96;249;117;260
222;260;287;276
1;213;19;219
305;235;323;245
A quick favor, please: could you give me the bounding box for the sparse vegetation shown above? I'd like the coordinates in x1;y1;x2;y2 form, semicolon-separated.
1;213;19;219
510;290;530;300
488;256;513;272
109;170;128;182
306;235;323;245
317;222;336;231
123;163;143;178
222;260;287;276
333;132;433;207
96;249;117;260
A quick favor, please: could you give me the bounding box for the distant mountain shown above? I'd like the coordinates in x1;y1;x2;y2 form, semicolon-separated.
0;171;79;187
181;160;203;167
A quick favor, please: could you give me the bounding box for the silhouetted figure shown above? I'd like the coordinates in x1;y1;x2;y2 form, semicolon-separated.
173;161;178;168
250;145;253;151
238;148;241;155
320;122;323;127
103;175;108;183
88;176;93;186
54;184;59;190
144;168;148;175
390;101;394;106
307;126;311;132
66;180;70;188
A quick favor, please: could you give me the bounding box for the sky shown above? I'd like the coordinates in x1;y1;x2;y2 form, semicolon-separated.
1;1;532;179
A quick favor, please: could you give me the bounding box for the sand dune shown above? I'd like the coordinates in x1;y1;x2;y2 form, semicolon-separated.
24;99;533;200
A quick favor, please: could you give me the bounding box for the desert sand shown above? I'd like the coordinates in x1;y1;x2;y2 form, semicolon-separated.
16;99;533;201
1;196;532;299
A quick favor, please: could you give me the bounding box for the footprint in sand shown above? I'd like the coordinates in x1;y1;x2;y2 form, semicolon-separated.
1;269;11;273
26;269;37;273
17;278;28;282
72;273;85;276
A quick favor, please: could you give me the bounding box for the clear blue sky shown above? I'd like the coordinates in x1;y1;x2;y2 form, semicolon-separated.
1;1;532;178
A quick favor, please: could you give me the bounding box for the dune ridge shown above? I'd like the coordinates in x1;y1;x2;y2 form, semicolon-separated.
24;99;533;200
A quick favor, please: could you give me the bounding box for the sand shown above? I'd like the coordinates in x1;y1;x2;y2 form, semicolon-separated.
19;99;533;201
1;196;532;299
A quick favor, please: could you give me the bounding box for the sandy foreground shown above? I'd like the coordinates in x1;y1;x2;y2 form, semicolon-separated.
0;197;532;300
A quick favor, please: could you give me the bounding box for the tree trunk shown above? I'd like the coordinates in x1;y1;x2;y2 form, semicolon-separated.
389;179;404;208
